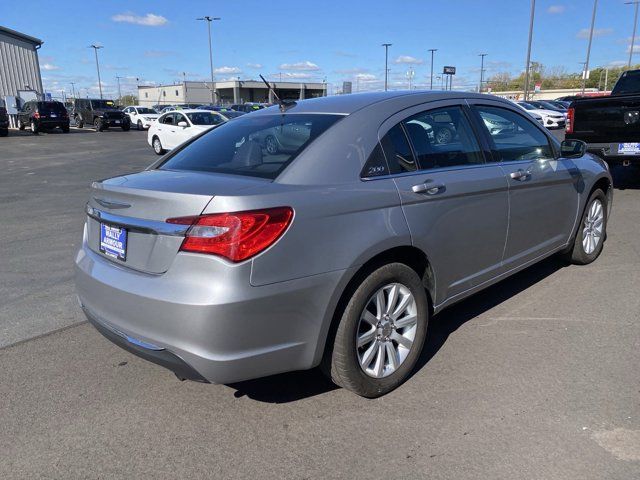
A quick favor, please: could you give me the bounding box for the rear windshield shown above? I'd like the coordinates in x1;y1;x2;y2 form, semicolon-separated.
186;111;224;126
159;113;342;179
37;102;66;113
91;100;117;109
612;70;640;95
137;107;157;114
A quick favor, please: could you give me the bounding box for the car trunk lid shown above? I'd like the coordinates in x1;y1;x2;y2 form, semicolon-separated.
86;169;270;274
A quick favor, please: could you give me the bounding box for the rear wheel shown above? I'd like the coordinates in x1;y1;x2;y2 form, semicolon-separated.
30;120;39;134
18;120;25;131
434;126;453;144
564;189;607;265
152;136;165;155
324;263;429;398
121;122;130;131
94;118;105;131
61;124;70;133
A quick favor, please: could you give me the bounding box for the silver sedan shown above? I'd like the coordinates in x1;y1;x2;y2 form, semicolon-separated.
75;91;612;397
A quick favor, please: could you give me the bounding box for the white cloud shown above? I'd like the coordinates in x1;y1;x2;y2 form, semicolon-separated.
279;61;320;71
356;73;377;81
214;66;242;74
112;12;168;27
608;60;628;67
246;63;263;69
547;5;565;14
576;27;613;39
42;63;60;71
394;55;424;65
627;45;640;54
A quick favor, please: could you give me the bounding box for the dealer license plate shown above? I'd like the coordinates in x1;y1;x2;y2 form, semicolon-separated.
99;223;127;261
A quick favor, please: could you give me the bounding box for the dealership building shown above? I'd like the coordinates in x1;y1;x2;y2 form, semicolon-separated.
0;25;44;99
138;80;327;107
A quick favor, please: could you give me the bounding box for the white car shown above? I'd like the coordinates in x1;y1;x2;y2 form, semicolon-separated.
123;106;160;130
148;109;227;155
516;101;565;129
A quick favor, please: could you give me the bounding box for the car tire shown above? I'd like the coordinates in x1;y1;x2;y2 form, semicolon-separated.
137;120;143;130
152;136;165;155
94;118;103;132
30;120;39;134
564;188;607;265
121;123;130;132
18;120;25;131
61;124;70;133
324;262;429;398
75;116;84;128
265;135;279;154
434;126;453;144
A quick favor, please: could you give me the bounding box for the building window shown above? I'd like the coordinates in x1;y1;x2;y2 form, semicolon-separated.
163;91;166;97
175;90;179;96
144;92;148;98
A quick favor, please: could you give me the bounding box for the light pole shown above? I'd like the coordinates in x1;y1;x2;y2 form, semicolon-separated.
523;0;536;101
197;16;221;104
428;48;437;89
70;81;76;100
582;0;599;94
89;44;103;99
115;75;122;104
406;66;415;90
626;1;640;68
382;43;392;91
479;53;488;93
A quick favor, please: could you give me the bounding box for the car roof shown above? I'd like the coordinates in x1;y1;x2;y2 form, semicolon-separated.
251;90;505;116
164;109;218;114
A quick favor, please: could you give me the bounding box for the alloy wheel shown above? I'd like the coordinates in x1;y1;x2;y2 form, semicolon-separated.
356;283;418;378
582;199;604;255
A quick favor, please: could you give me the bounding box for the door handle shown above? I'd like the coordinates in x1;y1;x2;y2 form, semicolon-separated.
412;182;445;195
510;169;530;181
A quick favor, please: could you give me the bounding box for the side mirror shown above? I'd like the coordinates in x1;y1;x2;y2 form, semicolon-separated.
560;139;586;159
177;121;188;128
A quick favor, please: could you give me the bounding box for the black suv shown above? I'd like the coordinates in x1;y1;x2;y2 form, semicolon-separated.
0;99;8;137
73;98;130;131
18;100;70;134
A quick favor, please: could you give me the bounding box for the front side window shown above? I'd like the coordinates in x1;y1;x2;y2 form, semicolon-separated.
474;106;553;162
161;113;175;125
174;113;188;125
403;106;483;170
159;113;342;179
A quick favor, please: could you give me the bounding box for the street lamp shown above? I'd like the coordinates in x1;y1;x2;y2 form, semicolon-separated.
626;1;640;68
382;43;392;91
115;75;122;105
89;44;103;99
582;0;599;94
478;53;488;93
523;0;536;101
197;16;221;104
428;48;437;89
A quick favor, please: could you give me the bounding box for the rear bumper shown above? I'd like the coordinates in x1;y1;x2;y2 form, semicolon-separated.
37;119;69;128
582;142;640;164
75;234;348;384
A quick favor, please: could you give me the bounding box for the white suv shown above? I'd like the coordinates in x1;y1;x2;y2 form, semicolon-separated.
123;106;160;130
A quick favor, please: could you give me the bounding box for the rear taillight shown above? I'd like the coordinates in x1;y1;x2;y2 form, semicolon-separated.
566;107;574;134
167;207;294;262
33;112;40;119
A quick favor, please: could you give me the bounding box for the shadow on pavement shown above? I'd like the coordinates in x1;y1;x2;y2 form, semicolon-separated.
229;256;567;403
610;164;640;190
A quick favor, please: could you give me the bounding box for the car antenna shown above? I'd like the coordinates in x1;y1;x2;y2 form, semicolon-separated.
259;74;296;112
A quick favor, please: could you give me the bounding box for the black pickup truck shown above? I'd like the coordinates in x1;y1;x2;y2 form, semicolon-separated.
566;69;640;165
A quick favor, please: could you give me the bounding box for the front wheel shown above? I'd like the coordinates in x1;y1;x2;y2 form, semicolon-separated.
75;116;84;128
152;136;165;155
564;189;607;265
137;120;143;130
324;263;429;398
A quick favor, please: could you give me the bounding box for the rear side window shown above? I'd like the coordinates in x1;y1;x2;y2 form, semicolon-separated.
474;106;553;162
159;113;342;179
381;124;417;174
403;106;483;170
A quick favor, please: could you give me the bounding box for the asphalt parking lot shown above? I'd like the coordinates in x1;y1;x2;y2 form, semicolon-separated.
1;127;639;479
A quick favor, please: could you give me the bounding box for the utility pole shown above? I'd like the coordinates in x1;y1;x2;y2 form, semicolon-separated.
89;44;103;99
197;16;221;104
626;1;640;68
582;0;599;94
382;43;392;91
523;0;536;101
115;75;122;104
604;67;609;91
479;53;488;93
428;48;437;89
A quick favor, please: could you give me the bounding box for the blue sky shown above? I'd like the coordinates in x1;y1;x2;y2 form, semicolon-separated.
1;0;638;98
